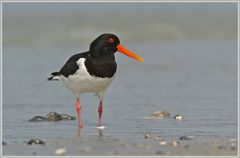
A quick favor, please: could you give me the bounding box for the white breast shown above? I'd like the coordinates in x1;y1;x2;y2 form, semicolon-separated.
60;58;115;96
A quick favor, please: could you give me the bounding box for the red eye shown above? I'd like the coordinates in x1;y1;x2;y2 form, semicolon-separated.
108;38;115;43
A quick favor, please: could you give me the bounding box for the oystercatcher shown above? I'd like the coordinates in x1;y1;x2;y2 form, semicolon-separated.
48;33;144;128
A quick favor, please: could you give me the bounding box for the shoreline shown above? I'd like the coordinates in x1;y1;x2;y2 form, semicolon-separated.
2;134;238;156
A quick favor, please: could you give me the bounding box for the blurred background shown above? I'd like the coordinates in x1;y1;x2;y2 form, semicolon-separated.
2;2;238;144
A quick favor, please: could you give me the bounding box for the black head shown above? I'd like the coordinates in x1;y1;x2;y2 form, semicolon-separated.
89;33;120;58
89;33;144;62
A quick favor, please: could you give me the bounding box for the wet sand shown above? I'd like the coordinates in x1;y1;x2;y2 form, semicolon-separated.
2;131;237;156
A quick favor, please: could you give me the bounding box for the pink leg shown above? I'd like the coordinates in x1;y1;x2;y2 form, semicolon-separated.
98;101;103;127
76;98;83;128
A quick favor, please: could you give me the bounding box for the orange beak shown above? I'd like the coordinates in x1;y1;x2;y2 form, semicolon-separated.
117;44;144;62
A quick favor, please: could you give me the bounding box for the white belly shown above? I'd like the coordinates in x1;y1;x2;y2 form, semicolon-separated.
60;58;115;96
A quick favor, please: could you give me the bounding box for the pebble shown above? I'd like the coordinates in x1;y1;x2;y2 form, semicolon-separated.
144;134;151;139
151;111;170;118
159;141;167;145
55;148;66;155
172;140;180;147
27;139;45;145
2;141;7;146
179;135;195;140
174;115;183;120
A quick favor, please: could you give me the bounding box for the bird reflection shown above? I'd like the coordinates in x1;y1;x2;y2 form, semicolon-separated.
98;129;104;142
76;127;104;142
76;128;81;140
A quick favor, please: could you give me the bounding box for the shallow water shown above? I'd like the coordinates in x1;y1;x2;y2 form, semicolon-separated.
2;2;238;156
3;40;238;143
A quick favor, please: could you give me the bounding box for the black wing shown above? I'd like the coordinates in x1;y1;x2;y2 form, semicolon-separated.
48;52;89;80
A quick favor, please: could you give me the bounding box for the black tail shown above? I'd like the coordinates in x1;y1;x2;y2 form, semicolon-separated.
47;72;60;81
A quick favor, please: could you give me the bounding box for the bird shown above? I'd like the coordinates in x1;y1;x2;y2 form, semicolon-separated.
47;33;144;128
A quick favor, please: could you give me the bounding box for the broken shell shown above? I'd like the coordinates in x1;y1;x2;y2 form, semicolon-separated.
46;112;62;121
151;111;170;118
29;116;48;122
27;139;45;145
55;148;66;155
172;140;180;147
144;134;151;139
174;115;183;120
159;141;167;145
61;114;76;120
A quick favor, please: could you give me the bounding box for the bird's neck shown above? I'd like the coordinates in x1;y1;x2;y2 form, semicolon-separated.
89;50;116;62
85;54;117;78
